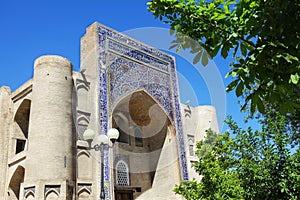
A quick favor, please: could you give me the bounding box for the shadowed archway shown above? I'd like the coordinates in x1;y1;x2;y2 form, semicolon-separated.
111;90;176;199
14;99;31;154
8;166;25;200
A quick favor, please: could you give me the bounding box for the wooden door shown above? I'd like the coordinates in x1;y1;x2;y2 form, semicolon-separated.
115;190;133;200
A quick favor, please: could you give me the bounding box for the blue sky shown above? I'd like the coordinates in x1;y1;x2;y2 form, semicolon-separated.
0;0;255;132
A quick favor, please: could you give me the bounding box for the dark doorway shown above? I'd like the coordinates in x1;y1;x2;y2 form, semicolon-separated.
115;189;133;200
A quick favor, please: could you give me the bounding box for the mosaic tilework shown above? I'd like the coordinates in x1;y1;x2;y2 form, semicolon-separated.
97;65;111;198
96;24;189;198
108;53;173;122
170;61;189;180
108;39;169;72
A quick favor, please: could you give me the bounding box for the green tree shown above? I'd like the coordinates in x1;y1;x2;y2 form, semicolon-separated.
174;129;244;200
174;114;300;200
147;0;300;116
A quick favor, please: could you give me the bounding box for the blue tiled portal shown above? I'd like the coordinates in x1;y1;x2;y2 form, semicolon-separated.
96;24;189;198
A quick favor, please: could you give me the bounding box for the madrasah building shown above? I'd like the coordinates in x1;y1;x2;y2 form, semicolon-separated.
0;22;219;200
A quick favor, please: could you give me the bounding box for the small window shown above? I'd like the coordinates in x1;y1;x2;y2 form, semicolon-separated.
15;139;26;154
134;127;143;147
188;135;195;156
116;161;130;186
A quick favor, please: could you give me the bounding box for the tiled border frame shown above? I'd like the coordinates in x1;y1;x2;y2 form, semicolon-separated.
96;23;189;198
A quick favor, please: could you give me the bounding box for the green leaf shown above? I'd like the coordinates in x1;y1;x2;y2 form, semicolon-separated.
241;42;247;56
226;79;239;92
256;96;265;113
221;43;229;58
202;51;209;66
216;13;227;20
233;43;239;57
193;51;202;64
290;73;299;84
176;45;181;53
169;43;178;50
232;32;238;38
211;44;221;57
235;81;244;97
230;70;238;77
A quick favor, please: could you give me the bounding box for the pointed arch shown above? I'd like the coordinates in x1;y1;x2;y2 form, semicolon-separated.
115;160;130;186
78;187;91;195
77;115;89;125
13;99;31;154
14;99;31;137
78;187;91;199
24;190;35;200
45;189;59;200
76;82;90;92
77;150;90;158
111;89;172;126
112;89;173;195
77;150;92;179
112;90;172;139
8;166;25;200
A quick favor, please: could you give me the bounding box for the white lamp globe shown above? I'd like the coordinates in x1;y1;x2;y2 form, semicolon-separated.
83;129;95;141
97;134;109;145
107;128;119;143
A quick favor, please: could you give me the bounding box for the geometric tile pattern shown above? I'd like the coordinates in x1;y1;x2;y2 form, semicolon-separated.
108;53;174;122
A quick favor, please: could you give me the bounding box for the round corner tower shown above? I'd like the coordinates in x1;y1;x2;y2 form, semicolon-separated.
24;55;74;199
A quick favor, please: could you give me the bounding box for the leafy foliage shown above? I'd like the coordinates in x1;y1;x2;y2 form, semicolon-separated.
147;0;300;116
174;114;300;199
174;129;244;200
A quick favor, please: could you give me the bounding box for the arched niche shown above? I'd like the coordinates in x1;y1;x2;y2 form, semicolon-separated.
45;189;59;200
24;191;35;200
13;99;31;154
112;90;172;198
78;187;91;200
8;166;25;200
14;99;31;137
77;112;90;140
112;90;171;140
77;150;92;180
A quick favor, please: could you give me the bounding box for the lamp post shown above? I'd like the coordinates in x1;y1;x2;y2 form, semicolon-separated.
83;128;119;200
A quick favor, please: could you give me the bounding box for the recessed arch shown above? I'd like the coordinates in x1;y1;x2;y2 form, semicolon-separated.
24;190;35;200
78;187;91;195
45;189;59;200
111;89;172;126
78;187;91;199
8;166;25;200
77;150;92;180
112;89;172;198
13;99;31;154
77;115;89;125
76;82;90;92
14;99;31;137
77;150;90;158
112;89;172;142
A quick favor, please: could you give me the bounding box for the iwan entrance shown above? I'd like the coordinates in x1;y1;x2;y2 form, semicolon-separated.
112;90;180;199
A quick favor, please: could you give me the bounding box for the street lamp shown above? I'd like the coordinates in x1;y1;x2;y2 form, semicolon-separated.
83;128;119;200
